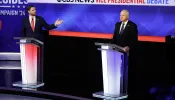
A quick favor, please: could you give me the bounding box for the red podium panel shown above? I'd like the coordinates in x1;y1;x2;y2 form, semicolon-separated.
13;37;44;88
20;43;38;84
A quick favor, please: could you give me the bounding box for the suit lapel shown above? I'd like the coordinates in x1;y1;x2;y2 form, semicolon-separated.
35;16;39;32
117;22;121;34
27;18;33;32
120;21;130;35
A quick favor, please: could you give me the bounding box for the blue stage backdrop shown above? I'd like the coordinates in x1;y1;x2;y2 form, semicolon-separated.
0;0;27;52
1;0;175;52
32;4;175;36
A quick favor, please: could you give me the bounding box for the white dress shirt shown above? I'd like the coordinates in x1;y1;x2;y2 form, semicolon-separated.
119;20;128;33
29;16;36;27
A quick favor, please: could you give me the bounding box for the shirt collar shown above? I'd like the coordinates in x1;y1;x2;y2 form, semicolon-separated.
122;20;128;25
29;15;36;19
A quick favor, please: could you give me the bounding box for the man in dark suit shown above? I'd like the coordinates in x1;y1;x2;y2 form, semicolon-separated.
21;5;63;41
112;9;138;52
112;9;138;97
21;5;63;81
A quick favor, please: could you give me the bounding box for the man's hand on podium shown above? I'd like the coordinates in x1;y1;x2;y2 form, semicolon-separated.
54;18;63;26
123;46;130;52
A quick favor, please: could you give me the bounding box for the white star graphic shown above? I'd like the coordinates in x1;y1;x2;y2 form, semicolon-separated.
18;6;20;8
23;6;25;8
12;5;15;8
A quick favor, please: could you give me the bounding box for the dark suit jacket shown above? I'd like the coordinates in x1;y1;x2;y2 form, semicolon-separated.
21;16;56;41
112;20;138;49
112;20;138;95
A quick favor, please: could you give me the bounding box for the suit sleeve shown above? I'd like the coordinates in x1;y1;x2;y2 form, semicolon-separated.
41;17;57;30
21;19;26;37
128;23;138;49
111;23;118;44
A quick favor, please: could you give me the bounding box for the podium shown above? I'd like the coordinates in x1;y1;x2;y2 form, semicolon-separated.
13;37;44;88
93;43;128;99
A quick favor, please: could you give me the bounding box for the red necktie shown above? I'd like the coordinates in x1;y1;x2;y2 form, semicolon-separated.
31;17;35;31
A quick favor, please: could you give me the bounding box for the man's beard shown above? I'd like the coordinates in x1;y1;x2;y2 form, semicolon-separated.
31;13;36;16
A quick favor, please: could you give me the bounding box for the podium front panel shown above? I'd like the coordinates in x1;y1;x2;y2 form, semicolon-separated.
20;43;38;84
101;45;123;95
93;44;128;99
13;38;44;88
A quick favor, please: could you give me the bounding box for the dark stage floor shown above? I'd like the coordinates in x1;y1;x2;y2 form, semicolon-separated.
0;59;167;100
0;94;50;100
0;60;171;100
0;61;93;100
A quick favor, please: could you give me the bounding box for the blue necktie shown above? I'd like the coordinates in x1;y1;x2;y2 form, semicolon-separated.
120;23;125;34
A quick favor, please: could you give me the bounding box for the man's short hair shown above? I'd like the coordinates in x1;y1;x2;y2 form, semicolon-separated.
27;5;35;11
121;9;129;17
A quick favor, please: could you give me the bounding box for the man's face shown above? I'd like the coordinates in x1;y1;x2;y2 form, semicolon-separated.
120;11;128;22
28;7;36;16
